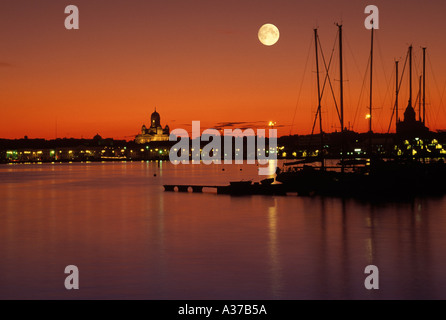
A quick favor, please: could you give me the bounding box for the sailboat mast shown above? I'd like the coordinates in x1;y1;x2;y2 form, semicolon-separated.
395;60;399;130
314;28;324;169
423;47;426;125
369;26;374;133
338;24;344;173
418;76;422;122
409;45;413;107
339;25;344;134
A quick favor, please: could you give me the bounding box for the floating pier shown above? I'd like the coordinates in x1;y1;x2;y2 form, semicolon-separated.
163;184;216;193
163;179;287;196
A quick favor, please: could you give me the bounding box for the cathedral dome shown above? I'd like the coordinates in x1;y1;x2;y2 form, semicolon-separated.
151;109;161;128
404;102;416;123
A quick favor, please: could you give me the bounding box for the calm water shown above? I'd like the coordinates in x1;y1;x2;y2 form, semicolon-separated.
1;161;446;300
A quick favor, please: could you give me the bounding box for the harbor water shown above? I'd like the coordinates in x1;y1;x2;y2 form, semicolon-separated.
1;161;446;299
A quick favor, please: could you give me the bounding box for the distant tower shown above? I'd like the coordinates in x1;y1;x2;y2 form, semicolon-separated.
135;108;170;144
151;108;161;128
396;46;429;139
403;101;416;123
396;100;428;138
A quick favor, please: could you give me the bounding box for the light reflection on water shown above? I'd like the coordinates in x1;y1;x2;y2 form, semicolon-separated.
0;161;446;299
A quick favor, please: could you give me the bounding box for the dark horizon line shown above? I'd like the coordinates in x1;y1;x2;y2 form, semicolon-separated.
2;128;446;142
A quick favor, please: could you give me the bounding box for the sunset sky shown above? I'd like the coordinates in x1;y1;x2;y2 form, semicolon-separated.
1;0;445;140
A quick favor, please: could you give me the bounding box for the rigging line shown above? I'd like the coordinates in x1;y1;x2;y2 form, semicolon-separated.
412;49;423;122
424;83;437;130
386;70;397;134
343;48;352;130
345;30;368;131
317;36;335;112
310;104;319;136
387;108;395;135
317;32;336;100
386;52;409;135
344;30;374;131
386;51;409;133
310;32;319;138
310;35;319;138
392;50;409;119
310;32;326;141
387;94;396;134
310;31;337;145
425;102;435;131
441;81;446;107
344;31;364;79
398;51;409;97
440;82;446;128
424;67;437;131
376;33;390;91
385;63;401;142
381;65;394;105
375;36;393;132
377;64;395;133
427;57;438;129
414;85;421;105
289;34;314;136
384;92;396;150
428;53;445;128
441;80;446;101
412;49;421;82
386;65;398;134
342;34;356;132
318;30;341;125
352;54;369;130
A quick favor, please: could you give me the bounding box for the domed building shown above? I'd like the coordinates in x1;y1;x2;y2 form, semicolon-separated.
396;101;429;138
135;108;170;144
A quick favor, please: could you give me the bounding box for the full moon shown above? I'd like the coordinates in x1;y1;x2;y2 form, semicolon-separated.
258;23;280;46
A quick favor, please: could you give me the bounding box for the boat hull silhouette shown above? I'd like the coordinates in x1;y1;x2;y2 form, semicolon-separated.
275;160;446;198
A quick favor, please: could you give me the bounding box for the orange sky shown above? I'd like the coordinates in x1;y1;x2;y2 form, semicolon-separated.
1;0;445;140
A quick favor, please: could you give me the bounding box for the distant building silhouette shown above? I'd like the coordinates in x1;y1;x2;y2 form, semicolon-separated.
396;101;429;138
135;108;170;144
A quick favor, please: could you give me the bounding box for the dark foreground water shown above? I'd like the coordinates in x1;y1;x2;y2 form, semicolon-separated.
1;161;446;299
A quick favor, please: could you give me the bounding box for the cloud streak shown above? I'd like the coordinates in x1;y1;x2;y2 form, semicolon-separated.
212;121;286;130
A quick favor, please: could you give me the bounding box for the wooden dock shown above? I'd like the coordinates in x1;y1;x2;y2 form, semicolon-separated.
163;184;218;193
163;181;287;196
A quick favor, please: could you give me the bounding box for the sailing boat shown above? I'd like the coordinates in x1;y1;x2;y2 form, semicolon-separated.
275;24;359;195
275;25;446;197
